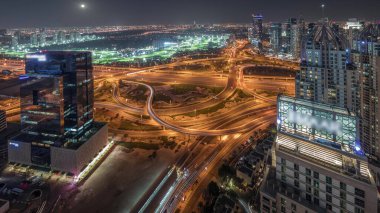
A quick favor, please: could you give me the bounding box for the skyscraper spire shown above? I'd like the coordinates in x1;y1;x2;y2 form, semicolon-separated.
321;3;326;18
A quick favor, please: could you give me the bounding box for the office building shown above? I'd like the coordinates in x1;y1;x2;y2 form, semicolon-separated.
296;22;360;112
344;18;364;30
57;31;65;44
352;24;380;168
280;18;297;55
39;30;46;46
52;32;58;44
30;33;38;46
344;18;365;49
250;14;263;52
289;18;305;59
8;51;108;175
270;23;282;54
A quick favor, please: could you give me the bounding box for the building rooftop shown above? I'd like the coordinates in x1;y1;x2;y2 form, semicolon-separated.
237;164;253;177
278;96;355;116
305;22;347;51
277;132;374;185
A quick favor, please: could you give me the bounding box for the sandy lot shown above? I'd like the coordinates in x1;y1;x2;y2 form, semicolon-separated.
63;146;179;213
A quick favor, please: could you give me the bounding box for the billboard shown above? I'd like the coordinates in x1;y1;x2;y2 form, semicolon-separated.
277;96;358;152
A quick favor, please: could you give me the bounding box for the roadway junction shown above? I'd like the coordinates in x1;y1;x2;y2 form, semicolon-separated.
90;40;296;212
0;39;297;213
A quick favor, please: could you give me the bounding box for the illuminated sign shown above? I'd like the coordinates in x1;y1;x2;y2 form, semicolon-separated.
9;142;19;148
287;110;343;136
26;54;47;62
19;75;29;80
277;96;357;150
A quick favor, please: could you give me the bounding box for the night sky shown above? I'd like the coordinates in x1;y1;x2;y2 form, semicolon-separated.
1;0;379;28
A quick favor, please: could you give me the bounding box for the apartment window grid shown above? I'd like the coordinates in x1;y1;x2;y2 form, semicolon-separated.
276;157;367;212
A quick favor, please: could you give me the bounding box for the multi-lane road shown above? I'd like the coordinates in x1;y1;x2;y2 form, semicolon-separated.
0;40;296;213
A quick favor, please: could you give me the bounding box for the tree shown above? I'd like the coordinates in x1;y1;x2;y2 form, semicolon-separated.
218;164;236;180
208;181;220;197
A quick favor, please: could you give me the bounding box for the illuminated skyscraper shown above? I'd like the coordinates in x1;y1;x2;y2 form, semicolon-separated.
270;23;282;54
39;28;46;46
57;31;65;44
9;51;108;175
296;22;360;112
344;18;364;49
30;33;38;46
249;14;263;52
260;21;378;213
352;24;380;165
281;18;297;54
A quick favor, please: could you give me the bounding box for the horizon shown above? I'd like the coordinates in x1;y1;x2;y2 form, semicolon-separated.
0;0;379;28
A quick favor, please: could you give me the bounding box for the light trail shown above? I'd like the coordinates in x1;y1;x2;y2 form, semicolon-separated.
139;166;176;213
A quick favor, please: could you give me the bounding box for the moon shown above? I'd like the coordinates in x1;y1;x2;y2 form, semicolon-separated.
80;3;86;9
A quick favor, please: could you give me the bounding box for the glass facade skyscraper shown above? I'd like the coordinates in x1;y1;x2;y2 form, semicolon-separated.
249;14;263;52
18;51;94;166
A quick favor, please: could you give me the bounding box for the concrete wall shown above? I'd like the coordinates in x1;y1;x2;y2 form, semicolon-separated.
8;140;31;165
50;123;108;175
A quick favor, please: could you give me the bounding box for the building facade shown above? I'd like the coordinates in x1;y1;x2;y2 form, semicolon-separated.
260;21;379;213
352;24;380;164
296;22;360;112
9;51;108;175
250;14;263;52
270;23;282;55
260;96;378;213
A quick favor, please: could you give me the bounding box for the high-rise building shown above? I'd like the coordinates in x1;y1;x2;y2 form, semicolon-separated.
57;31;65;44
270;23;282;54
352;24;380;164
11;35;18;47
296;22;360;112
250;14;263;52
39;29;47;46
30;33;38;46
289;18;305;59
260;21;379;213
260;96;378;213
344;18;365;31
0;110;6;132
69;32;77;42
281;18;297;55
52;32;58;44
344;19;364;49
8;51;108;175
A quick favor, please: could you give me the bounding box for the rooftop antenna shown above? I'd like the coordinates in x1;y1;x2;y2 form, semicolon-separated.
321;3;326;19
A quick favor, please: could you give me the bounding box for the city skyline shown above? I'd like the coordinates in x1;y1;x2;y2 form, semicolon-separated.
0;0;379;28
0;1;380;212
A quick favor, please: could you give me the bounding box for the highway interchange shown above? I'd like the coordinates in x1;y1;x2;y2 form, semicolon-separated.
0;39;296;213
